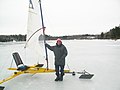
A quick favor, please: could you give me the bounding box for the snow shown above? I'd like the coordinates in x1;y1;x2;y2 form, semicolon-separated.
0;40;120;90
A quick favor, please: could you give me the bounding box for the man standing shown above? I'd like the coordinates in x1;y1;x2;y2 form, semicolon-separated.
45;38;68;81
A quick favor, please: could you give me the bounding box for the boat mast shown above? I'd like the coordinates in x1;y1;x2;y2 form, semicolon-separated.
39;0;49;69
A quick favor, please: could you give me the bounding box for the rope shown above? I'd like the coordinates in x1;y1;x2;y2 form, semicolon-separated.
10;58;14;68
67;64;71;71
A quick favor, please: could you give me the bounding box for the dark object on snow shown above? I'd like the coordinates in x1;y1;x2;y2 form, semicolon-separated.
0;86;5;90
79;70;94;79
79;74;94;79
72;71;76;76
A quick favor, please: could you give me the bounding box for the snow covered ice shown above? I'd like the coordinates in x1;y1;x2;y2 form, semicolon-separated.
0;40;120;90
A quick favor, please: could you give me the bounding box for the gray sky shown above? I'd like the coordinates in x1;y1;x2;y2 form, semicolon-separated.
0;0;120;36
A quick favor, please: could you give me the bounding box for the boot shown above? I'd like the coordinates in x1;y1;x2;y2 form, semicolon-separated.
59;75;63;81
55;76;60;81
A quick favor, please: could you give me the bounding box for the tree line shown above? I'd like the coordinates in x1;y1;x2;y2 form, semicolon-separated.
0;34;26;42
0;25;120;42
100;25;120;39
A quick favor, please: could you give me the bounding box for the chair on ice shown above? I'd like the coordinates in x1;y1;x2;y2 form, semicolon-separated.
12;52;44;71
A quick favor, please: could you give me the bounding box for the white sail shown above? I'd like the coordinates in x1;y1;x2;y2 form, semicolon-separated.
25;0;45;65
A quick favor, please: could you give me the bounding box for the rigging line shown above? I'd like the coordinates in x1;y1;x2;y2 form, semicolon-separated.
24;44;27;64
24;28;43;48
10;58;14;68
67;64;71;71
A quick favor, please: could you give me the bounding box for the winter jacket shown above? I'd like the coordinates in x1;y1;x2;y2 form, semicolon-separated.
45;43;68;65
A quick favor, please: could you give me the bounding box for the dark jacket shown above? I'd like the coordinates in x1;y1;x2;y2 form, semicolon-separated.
45;43;68;65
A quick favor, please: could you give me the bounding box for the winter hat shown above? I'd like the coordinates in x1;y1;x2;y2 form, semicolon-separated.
56;38;62;43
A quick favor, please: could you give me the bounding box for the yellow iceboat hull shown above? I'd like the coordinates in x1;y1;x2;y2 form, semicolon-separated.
0;66;70;84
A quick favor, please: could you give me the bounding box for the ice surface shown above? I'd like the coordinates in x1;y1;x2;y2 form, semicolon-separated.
0;40;120;90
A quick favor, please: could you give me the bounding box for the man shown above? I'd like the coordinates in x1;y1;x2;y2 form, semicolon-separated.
45;38;68;81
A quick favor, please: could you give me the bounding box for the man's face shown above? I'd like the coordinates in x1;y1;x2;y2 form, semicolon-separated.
57;41;62;45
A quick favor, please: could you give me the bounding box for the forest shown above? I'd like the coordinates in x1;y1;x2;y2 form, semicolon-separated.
0;25;120;42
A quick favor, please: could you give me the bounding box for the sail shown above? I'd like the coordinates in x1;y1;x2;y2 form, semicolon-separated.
25;0;45;65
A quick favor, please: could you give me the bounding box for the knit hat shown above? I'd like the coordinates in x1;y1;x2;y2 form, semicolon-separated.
56;38;62;43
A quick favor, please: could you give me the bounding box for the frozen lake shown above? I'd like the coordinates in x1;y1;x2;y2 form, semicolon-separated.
0;40;120;90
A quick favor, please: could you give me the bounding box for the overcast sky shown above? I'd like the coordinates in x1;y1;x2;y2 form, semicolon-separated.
0;0;120;36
